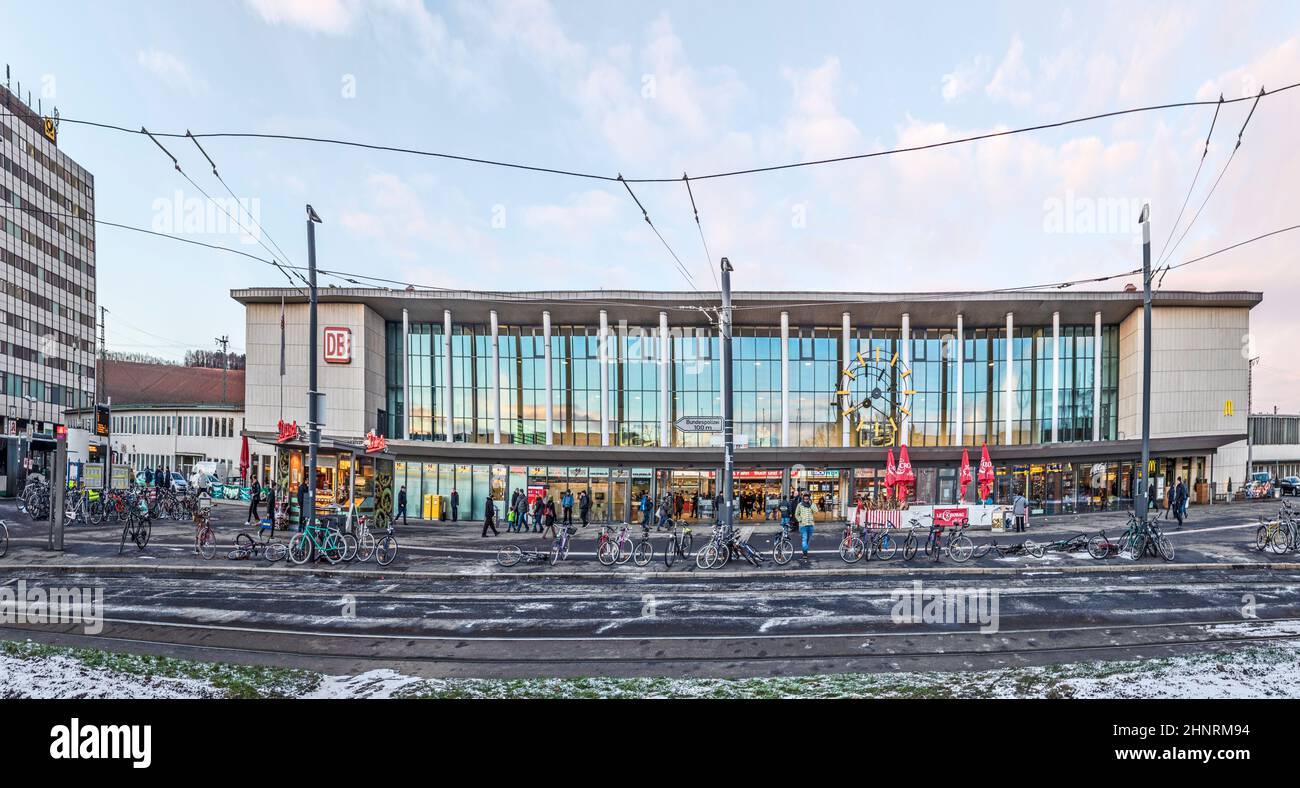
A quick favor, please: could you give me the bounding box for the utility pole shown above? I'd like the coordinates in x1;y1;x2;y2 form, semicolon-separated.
305;205;323;530
719;257;735;540
1137;204;1152;523
99;305;109;489
215;335;230;404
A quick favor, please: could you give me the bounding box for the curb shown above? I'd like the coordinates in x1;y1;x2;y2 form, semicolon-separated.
2;559;1297;581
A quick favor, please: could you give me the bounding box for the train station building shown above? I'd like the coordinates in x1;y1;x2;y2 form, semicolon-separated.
233;287;1259;522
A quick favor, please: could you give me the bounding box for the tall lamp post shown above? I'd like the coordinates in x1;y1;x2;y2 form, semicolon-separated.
1137;203;1153;523
719;257;735;539
305;205;323;529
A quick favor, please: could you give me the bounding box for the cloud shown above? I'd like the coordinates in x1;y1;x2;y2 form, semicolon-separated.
985;36;1031;106
779;56;861;160
941;55;990;102
135;49;203;94
243;0;361;35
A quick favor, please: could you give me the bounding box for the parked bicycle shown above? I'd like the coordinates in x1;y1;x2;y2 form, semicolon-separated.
194;507;216;560
118;500;151;555
663;519;694;567
496;545;549;567
598;523;635;566
550;523;575;566
288;517;346;565
770;522;793;566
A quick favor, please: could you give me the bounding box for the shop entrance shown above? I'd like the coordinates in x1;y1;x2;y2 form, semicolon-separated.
665;469;715;520
793;468;844;521
733;469;784;521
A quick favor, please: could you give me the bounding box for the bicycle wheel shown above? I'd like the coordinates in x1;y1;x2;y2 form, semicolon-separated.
839;536;865;563
664;537;677;567
0;523;8;558
772;537;792;566
1087;535;1110;560
947;534;974;563
616;538;635;565
632;540;654;567
597;540;619;566
497;544;523;567
711;543;731;569
681;531;694;556
1157;535;1176;561
341;533;359;562
376;535;398;566
902;533;917;561
288;533;313;565
695;543;713;569
88;500;104;525
134;519;151;550
549;538;564;566
1025;540;1045;559
197;526;216;560
118;521;131;556
265;541;288;563
876;533;897;561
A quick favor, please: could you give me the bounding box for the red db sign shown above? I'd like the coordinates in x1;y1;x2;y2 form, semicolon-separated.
323;327;352;364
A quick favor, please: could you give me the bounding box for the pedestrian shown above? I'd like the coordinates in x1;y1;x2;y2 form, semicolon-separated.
264;483;276;531
246;476;262;525
482;496;499;537
532;494;545;533
543;497;557;538
450;488;460;521
1178;477;1190;523
639;491;651;527
562;488;574;526
795;492;816;560
143;466;153;487
296;481;308;530
156;464;165;489
1012;491;1028;533
397;485;408;525
578;489;591;527
1172;476;1187;528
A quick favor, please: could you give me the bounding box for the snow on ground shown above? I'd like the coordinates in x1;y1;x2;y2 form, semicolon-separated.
4;636;1300;698
0;651;220;699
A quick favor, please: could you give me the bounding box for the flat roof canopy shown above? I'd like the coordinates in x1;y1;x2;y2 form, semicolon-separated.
232;287;1261;328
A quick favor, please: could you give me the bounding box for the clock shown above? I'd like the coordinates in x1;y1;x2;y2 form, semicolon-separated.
837;345;915;447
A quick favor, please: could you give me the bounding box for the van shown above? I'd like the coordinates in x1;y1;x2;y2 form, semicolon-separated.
189;460;228;491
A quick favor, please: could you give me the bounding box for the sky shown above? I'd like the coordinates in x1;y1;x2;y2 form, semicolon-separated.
3;0;1300;409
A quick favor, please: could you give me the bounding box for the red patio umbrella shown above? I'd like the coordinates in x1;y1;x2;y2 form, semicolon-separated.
896;444;915;501
978;442;995;502
885;448;898;494
959;447;973;501
239;434;250;481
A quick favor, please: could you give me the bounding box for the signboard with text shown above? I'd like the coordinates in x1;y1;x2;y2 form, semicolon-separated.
323;326;352;364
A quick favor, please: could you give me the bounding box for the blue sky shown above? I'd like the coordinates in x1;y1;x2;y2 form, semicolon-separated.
4;0;1300;407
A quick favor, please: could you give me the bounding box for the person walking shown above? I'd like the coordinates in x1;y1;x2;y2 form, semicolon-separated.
264;484;277;535
296;481;309;530
156;464;166;489
562;489;574;526
450;488;460;521
578;489;591;527
1172;476;1187;528
639;491;651;527
542;497;558;539
246;477;262;525
794;492;816;560
481;496;499;537
143;466;154;488
397;485;408;525
531;494;545;533
1012;491;1028;533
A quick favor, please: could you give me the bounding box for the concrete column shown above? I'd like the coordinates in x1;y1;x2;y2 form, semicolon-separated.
490;309;501;444
1004;311;1014;444
599;310;610;446
659;311;670;447
543;310;553;445
1093;310;1102;442
401;308;410;440
900;313;911;445
1051;311;1060;443
841;312;851;447
442;309;453;442
780;311;790;447
955;313;964;446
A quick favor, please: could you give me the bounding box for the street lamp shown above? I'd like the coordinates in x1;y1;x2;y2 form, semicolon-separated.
1137;204;1153;523
305;205;323;529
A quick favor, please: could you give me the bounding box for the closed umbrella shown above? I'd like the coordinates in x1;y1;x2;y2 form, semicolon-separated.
885;448;897;500
978;442;996;502
959;447;973;501
896;444;915;501
239;434;250;482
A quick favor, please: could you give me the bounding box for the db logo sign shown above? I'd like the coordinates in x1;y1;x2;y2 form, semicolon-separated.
323;327;352;364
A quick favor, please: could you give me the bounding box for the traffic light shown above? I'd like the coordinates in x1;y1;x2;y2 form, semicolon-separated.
54;424;67;441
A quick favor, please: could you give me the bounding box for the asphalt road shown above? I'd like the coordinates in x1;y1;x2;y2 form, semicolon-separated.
2;497;1298;678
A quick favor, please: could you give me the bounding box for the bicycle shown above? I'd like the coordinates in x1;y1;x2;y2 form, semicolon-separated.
631;526;655;567
598;523;635;566
550;523;575;566
770;523;793;566
945;524;976;563
227;531;289;562
1087;530;1121;559
497;545;549;567
118;502;151;555
970;537;1046;560
373;526;398;566
839;523;866;563
696;524;730;569
288;518;346;565
1255;516;1294;554
664;519;694;567
194;508;216;560
864;524;900;561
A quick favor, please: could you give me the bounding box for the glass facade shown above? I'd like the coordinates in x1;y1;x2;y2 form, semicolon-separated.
385;318;1119;449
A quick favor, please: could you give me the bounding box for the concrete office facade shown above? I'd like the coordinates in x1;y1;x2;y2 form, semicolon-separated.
234;287;1258;520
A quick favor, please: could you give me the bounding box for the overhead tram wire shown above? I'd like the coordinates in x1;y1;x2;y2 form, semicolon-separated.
7;81;1297;184
141;126;311;294
617;173;702;295
1155;87;1267;284
1155;94;1223;266
184;130;302;281
682;173;721;292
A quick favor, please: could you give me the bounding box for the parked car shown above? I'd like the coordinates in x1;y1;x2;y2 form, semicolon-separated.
168;472;189;494
1278;476;1300;496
